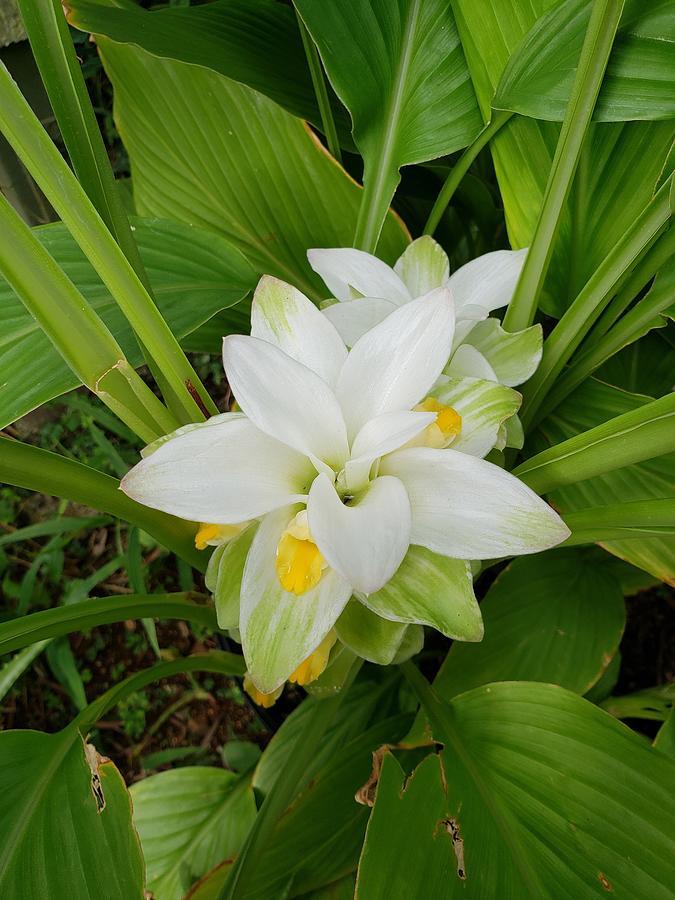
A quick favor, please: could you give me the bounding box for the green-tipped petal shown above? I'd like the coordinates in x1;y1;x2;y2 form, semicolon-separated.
362;545;483;642
464;319;543;387
335;600;408;665
251;275;347;387
430;376;522;458
240;508;351;693
394;235;449;297
206;523;258;630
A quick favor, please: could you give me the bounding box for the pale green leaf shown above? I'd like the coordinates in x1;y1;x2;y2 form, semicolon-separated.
335;600;408;665
0;218;254;428
130;767;256;900
0;729;144;899
435;548;626;698
98;38;408;300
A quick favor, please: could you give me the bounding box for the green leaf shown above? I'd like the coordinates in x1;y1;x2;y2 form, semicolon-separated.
296;0;483;251
0;594;218;656
97;38;408;300
494;0;675;122
130;767;256;900
0;729;144;899
600;684;674;722
434;549;625;698
66;0;353;148
360;679;675;899
247;714;412;898
0;218;255;428
0;437;204;571
654;709;675;757
364;546;482;641
452;0;675;316
335;601;408;665
536;379;675;582
0;640;51;701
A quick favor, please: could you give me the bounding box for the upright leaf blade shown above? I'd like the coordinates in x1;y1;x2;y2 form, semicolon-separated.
97;38;408;299
296;0;482;250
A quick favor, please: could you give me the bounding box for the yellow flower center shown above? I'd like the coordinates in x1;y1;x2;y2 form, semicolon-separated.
289;630;337;686
194;521;248;550
414;397;462;448
275;510;326;595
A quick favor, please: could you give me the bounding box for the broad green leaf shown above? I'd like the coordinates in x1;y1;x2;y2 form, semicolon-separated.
358;682;675;899
296;0;482;250
98;39;408;300
66;0;353;147
434;549;625;698
494;0;675;122
537;379;675;582
253;678;400;796
130;767;256;900
597;329;675;397
654;709;675;757
247;714;412;898
452;0;675;316
0;729;144;899
0;218;254;428
363;546;482;641
335;601;408;665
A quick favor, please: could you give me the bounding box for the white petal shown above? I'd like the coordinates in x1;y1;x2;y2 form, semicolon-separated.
308;474;411;594
381;447;570;559
241;507;352;692
308;248;410;305
394;235;449;297
322;297;397;348
446;345;498;381
251;276;347;387
223;335;349;468
345;410;435;492
121;416;313;524
335;288;455;438
449;248;528;316
463;319;543;387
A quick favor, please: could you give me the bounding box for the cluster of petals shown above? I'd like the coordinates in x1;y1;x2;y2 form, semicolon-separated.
121;246;568;692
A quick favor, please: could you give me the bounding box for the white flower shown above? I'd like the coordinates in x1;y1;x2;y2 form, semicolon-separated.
121;275;569;692
308;236;542;388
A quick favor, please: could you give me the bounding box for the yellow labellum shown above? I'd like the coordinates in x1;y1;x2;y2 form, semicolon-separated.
194;521;248;550
243;674;283;708
288;630;337;686
414;397;462;448
275;511;326;595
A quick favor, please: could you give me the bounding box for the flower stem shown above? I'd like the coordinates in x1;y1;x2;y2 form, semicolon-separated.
424;111;511;236
502;0;626;333
296;11;342;163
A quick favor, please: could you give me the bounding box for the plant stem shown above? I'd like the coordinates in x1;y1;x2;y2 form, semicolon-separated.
561;500;675;547
424;111;511;236
520;178;672;430
546;240;675;411
0;436;205;570
0;61;217;424
219;658;363;899
17;0;201;425
503;0;625;333
296;11;342;163
513;392;675;495
0;190;175;441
